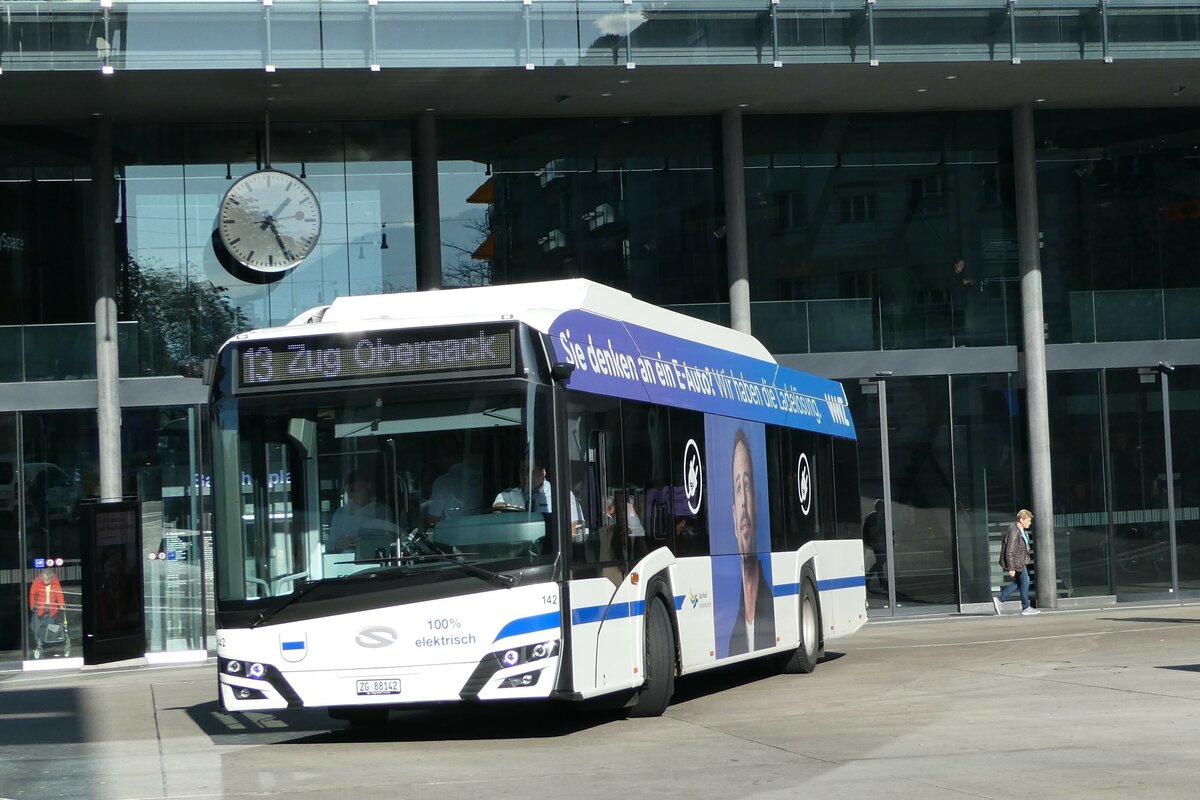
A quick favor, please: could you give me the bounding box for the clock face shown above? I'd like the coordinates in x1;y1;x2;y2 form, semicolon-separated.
218;169;321;273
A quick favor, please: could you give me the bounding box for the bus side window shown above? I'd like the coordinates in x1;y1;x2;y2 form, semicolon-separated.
621;401;670;561
832;436;862;539
668;409;709;557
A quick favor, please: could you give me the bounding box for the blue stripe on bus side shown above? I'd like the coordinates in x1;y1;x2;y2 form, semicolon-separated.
492;611;561;642
572;600;645;626
773;576;865;596
817;575;866;591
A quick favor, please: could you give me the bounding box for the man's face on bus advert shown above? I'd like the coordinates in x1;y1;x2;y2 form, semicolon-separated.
731;435;756;559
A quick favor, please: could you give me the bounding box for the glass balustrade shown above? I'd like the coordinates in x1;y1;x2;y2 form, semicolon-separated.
2;1;1199;73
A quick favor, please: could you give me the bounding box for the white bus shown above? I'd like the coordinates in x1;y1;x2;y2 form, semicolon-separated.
211;280;866;723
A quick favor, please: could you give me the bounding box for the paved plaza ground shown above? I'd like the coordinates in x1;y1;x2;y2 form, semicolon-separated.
3;603;1199;799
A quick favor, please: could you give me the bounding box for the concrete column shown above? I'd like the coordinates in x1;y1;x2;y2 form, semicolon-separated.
92;118;123;501
721;108;751;335
1012;104;1056;609
414;112;443;290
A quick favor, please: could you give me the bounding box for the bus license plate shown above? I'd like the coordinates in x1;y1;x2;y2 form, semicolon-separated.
356;679;401;696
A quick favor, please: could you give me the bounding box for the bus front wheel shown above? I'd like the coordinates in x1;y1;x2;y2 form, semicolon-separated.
780;577;820;674
627;597;675;717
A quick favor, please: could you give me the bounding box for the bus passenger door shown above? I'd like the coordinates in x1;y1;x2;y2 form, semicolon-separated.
564;396;635;693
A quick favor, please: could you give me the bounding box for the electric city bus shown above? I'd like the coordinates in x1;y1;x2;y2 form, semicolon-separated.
211;280;866;723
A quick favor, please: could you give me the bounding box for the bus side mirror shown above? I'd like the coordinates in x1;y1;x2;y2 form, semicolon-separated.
550;361;576;382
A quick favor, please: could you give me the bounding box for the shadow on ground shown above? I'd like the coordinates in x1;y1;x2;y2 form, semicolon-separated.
179;652;844;745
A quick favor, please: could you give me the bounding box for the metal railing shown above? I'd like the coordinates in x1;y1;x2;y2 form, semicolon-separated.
2;1;1199;74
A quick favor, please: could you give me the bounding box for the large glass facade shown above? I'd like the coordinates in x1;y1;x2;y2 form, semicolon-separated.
743;113;1019;353
1038;110;1200;344
438;117;727;308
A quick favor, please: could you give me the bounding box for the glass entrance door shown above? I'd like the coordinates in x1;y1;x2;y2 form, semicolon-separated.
850;377;958;617
1106;369;1173;600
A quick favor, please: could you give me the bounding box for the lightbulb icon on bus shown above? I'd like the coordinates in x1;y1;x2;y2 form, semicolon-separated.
683;439;703;515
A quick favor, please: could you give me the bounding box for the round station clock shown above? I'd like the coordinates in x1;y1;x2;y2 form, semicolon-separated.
217;169;321;274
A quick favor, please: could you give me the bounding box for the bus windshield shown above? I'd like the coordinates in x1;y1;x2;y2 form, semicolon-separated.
212;380;555;602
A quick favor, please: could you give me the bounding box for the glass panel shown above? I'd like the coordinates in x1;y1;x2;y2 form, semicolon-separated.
1108;5;1200;60
886;376;956;611
125;407;207;654
22;411;100;661
627;0;771;66
0;328;23;382
1169;366;1200;596
776;2;868;65
812;298;877;352
952;373;1028;606
120;2;267;71
873;5;1012;64
1107;368;1172;599
529;1;629;68
1014;3;1103;62
1048;371;1112;599
0;416;20;666
317;2;371;69
751;300;809;354
1164;288;1200;340
375;2;524;68
1093;290;1164;342
270;3;323;69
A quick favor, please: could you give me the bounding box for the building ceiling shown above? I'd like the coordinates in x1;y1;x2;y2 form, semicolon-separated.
3;59;1199;126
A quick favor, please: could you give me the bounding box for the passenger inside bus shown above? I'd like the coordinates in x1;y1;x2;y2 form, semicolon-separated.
329;470;389;555
426;434;485;527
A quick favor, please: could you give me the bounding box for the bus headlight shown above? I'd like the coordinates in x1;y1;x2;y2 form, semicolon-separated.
248;662;266;679
225;660;242;675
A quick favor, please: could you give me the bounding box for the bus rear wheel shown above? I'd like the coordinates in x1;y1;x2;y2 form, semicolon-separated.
780;578;820;674
628;597;675;717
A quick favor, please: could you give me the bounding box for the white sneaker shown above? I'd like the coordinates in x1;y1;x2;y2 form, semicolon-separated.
991;597;1003;616
1021;607;1040;616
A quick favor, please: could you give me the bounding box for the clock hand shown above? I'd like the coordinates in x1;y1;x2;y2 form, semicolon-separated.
259;197;293;230
267;220;293;262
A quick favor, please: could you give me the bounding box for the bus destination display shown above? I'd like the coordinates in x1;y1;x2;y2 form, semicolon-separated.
237;326;515;390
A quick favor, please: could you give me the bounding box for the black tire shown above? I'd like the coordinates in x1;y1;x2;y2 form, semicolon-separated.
627;596;675;717
329;705;389;728
780;578;820;674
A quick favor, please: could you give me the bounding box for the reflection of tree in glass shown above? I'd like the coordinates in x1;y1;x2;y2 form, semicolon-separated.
442;214;493;288
118;255;249;375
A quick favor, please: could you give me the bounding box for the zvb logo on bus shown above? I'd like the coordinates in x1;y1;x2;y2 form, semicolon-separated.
824;394;851;427
683;438;703;515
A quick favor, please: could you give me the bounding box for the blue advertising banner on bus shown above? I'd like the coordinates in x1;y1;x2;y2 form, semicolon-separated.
548;309;855;439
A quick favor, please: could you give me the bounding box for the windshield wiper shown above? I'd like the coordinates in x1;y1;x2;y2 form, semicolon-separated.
249;578;326;629
405;551;517;589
